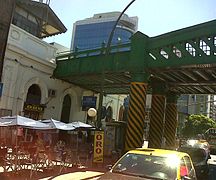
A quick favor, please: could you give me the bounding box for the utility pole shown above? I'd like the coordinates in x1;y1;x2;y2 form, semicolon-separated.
0;0;16;82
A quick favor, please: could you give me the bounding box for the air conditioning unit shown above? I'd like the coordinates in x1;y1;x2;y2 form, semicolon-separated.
48;89;56;97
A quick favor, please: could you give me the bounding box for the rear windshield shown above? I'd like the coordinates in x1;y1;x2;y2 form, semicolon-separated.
178;147;205;163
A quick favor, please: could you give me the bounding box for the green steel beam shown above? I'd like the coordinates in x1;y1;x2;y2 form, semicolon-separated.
54;51;130;78
55;19;216;76
147;19;216;68
149;19;216;49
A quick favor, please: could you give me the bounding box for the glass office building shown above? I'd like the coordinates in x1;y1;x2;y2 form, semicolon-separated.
71;12;138;51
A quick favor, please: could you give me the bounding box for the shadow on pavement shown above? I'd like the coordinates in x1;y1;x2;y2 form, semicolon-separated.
0;165;107;180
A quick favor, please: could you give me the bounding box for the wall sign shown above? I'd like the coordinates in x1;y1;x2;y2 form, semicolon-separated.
82;96;97;111
93;131;104;163
23;103;44;112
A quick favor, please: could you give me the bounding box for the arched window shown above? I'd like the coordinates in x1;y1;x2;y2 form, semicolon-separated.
24;84;42;120
26;84;41;104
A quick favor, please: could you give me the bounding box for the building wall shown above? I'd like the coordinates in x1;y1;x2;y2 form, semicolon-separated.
177;94;212;135
187;95;210;117
0;24;90;121
209;95;216;120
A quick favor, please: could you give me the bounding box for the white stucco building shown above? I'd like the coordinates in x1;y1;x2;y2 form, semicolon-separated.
1;24;84;121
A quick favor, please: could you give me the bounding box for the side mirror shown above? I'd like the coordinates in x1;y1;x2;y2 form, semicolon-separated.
106;164;112;171
181;176;191;180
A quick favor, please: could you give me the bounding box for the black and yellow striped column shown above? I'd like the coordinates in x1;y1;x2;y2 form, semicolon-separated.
124;74;149;152
148;80;167;148
164;92;179;149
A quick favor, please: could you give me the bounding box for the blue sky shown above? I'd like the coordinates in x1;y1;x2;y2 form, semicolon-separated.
44;0;215;48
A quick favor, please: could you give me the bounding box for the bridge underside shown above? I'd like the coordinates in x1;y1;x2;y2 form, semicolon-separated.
57;63;216;95
149;63;216;95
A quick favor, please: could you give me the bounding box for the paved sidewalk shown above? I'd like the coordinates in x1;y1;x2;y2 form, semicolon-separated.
38;164;107;180
0;161;110;180
40;170;104;180
0;155;118;180
0;167;106;180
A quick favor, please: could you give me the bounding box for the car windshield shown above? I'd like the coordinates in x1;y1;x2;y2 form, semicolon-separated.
209;139;216;145
112;153;177;179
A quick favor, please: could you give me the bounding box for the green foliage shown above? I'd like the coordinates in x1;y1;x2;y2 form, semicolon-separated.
181;114;216;138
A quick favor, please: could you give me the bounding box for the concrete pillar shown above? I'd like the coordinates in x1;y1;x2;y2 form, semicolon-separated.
164;92;179;149
148;80;167;148
124;73;149;152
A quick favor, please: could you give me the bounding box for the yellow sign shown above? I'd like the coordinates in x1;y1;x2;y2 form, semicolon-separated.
24;103;44;112
93;131;104;163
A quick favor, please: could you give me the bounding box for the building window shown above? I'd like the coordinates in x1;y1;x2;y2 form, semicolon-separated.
24;84;42;120
26;84;41;104
12;11;39;37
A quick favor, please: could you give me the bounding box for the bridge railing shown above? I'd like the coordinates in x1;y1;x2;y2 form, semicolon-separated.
147;20;216;67
56;42;131;62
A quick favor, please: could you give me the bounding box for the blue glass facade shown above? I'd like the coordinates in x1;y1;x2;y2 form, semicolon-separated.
73;21;133;51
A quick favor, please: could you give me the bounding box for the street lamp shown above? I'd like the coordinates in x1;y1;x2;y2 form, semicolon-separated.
96;0;136;128
105;0;136;55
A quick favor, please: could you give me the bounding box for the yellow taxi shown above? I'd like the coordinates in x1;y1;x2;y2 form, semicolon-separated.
99;148;197;180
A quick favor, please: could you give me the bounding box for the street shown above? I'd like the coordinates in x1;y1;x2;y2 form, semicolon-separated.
38;154;216;180
0;154;216;180
208;155;216;180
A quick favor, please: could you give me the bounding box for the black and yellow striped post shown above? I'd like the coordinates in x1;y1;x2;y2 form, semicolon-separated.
164;92;179;149
148;80;167;148
124;73;149;152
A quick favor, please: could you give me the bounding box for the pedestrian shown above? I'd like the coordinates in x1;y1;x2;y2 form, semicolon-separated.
35;132;45;153
78;129;83;143
44;132;52;146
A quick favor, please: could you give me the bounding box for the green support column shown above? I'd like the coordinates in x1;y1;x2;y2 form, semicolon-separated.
148;80;167;148
164;92;179;149
124;73;149;152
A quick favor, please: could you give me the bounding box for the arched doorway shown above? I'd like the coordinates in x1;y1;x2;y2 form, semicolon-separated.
23;84;44;120
59;94;71;141
60;94;71;123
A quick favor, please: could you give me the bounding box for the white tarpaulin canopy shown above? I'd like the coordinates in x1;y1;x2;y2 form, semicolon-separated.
41;118;75;131
68;121;93;129
0;115;50;129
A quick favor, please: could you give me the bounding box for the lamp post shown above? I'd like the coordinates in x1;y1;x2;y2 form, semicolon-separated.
96;0;136;128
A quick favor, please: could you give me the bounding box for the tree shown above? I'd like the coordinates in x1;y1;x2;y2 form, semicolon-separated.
181;114;216;138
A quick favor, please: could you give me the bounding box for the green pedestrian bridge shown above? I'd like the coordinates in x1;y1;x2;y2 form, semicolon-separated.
53;19;216;151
